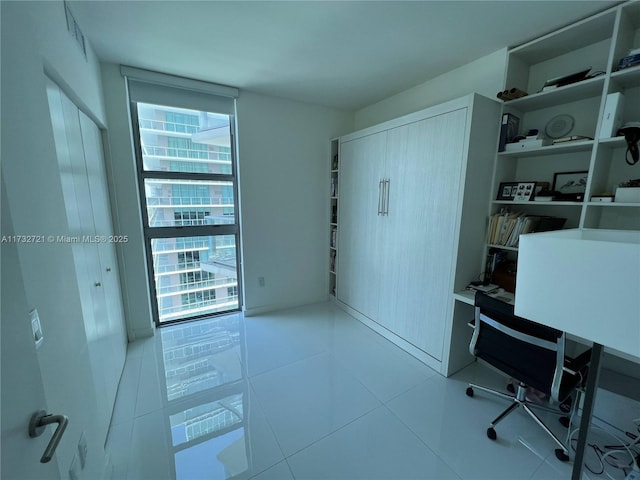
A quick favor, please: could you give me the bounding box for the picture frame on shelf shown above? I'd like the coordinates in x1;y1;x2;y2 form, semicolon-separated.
496;182;519;200
552;171;588;201
497;181;541;201
513;182;536;202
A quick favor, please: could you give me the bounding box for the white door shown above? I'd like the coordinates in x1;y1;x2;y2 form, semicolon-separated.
337;132;386;320
48;79;127;443
379;109;467;359
78;110;127;427
1;181;60;479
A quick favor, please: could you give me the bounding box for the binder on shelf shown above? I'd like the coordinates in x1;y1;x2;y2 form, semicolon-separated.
498;113;520;152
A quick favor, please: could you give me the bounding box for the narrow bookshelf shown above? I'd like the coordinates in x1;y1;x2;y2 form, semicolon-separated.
329;138;339;297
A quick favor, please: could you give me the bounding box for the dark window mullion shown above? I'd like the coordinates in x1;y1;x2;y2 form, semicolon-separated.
144;225;238;239
140;170;235;183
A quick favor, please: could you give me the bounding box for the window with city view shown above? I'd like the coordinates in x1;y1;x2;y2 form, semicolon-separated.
133;102;240;324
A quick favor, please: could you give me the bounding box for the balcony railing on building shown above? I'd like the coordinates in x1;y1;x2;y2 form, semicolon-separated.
142;145;231;163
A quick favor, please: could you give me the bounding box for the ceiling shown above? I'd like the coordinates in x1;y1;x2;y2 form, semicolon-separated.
70;1;620;111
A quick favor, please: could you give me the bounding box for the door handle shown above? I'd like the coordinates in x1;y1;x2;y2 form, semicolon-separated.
377;179;383;215
29;410;69;463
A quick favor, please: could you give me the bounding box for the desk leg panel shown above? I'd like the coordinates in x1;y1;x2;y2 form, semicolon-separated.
572;343;604;480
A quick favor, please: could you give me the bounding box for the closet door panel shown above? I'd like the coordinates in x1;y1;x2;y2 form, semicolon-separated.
46;78;126;443
57;87;113;437
78;111;127;412
337;132;386;320
380;109;467;359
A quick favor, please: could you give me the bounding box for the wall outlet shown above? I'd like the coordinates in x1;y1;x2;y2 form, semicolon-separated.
258;276;265;287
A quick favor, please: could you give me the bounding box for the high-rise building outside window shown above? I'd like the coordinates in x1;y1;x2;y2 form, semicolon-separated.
130;99;240;324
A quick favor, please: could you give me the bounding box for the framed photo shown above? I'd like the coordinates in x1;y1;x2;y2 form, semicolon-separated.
496;182;519;200
513;182;536;202
553;171;588;200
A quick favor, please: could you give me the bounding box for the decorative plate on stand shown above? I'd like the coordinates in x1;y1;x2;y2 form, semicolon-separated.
545;114;575;139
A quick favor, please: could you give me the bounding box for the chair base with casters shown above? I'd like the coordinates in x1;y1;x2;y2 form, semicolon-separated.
466;379;574;461
466;292;591;463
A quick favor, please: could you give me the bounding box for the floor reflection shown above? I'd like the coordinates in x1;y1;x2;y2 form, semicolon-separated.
158;314;249;479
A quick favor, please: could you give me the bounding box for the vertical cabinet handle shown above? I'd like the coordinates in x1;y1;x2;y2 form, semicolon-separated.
382;179;390;216
386;179;390;215
29;410;69;463
377;179;383;215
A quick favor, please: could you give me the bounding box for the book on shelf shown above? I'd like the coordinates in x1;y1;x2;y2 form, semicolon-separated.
466;283;500;294
488;212;567;248
498;113;520;152
330;228;337;248
551;135;593;144
331;176;338;196
330;250;336;272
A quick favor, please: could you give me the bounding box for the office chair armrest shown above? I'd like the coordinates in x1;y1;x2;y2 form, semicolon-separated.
563;349;591;376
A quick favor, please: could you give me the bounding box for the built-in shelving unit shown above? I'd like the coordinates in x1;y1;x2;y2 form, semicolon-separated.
485;0;640;290
329;138;339;297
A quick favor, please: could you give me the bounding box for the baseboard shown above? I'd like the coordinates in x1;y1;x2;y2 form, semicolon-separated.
334;300;444;375
243;297;329;317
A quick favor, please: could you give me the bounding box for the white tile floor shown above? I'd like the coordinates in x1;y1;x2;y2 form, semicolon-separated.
105;301;581;480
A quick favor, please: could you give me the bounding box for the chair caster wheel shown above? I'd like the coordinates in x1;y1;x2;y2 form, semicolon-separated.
554;449;570;462
559;416;570;428
487;427;497;440
466;387;474;397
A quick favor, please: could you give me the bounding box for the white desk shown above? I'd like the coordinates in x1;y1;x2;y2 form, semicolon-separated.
516;229;640;359
515;229;640;480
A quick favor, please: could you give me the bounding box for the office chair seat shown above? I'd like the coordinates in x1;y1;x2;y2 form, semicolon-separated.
466;292;590;461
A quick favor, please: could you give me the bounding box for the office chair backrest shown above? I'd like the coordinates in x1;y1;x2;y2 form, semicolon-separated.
471;292;565;399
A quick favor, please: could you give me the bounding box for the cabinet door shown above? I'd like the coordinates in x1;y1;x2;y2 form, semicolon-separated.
337;132;386;320
379;109;467;360
79;111;128;415
47;79;126;442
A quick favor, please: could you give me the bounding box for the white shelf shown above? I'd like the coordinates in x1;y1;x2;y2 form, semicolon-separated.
502;76;605;111
586;202;640;208
492;200;584;207
498;139;593;158
610;65;640;89
597;136;626;148
487;244;518;252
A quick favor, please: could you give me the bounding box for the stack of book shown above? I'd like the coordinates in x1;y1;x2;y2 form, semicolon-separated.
330;176;338;197
487;212;567;248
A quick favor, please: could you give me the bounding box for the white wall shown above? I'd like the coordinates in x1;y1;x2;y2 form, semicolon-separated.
354;48;508;130
100;63;154;340
236;92;353;315
1;2;124;477
100;70;354;327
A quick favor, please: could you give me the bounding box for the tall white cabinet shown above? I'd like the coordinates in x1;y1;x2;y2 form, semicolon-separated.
46;78;128;443
336;94;501;375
